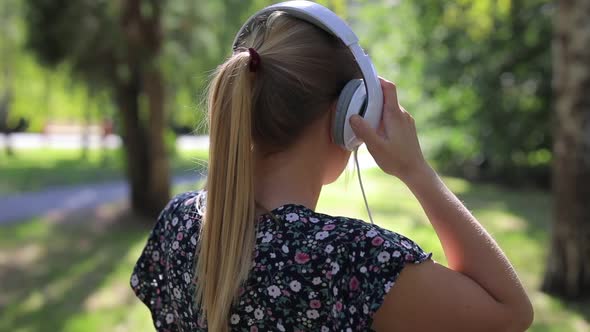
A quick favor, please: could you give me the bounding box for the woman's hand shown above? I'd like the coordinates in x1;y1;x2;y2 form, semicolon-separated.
349;78;428;182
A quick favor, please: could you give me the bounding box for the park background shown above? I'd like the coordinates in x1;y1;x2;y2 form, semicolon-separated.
1;0;589;331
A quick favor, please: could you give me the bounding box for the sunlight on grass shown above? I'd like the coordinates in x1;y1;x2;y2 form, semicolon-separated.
0;167;588;331
0;148;208;195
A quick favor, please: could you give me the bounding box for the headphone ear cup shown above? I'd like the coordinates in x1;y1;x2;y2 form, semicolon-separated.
333;79;365;147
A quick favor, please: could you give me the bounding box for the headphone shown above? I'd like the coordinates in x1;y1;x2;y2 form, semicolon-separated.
233;0;383;151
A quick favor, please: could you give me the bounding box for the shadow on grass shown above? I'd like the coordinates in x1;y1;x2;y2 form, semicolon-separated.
0;204;152;332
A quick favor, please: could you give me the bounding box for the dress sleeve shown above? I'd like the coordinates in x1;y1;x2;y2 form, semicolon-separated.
130;193;193;331
345;224;432;328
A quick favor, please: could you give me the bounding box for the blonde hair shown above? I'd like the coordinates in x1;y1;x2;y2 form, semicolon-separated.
195;11;360;331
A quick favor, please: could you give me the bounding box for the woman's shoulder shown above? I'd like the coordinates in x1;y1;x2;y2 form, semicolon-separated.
162;190;204;212
276;206;432;283
308;209;429;259
330;214;432;320
292;209;432;325
150;190;205;245
158;190;204;221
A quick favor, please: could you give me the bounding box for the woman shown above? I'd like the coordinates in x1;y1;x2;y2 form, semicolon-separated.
131;7;534;332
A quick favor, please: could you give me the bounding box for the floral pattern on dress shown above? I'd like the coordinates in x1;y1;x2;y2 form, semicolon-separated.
131;190;432;331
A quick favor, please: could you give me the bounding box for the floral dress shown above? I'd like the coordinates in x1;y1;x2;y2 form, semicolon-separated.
131;191;432;331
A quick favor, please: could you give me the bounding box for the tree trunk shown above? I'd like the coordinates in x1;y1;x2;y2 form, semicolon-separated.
542;0;590;299
144;69;171;213
116;69;149;216
116;0;170;218
115;70;170;218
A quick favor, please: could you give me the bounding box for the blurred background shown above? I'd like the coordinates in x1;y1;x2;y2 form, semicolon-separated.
0;0;588;331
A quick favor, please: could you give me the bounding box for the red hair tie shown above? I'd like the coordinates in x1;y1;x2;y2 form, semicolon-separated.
248;48;261;72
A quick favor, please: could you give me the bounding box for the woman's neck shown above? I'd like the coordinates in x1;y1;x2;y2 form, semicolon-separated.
253;144;325;213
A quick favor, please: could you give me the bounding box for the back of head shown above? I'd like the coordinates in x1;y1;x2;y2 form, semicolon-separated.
196;11;360;331
238;11;361;152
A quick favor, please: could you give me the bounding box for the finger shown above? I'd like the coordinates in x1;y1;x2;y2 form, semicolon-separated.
400;105;409;115
382;105;396;135
379;78;400;113
399;106;415;124
350;115;382;148
376;113;387;138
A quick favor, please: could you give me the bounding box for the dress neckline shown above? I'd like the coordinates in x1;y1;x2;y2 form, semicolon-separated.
258;203;313;220
195;190;314;220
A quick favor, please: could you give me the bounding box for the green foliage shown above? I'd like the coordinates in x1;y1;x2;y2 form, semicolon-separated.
0;0;23;79
7;0;554;185
10;59;113;131
24;0;121;86
361;0;552;186
11;0;279;135
1;0;116;131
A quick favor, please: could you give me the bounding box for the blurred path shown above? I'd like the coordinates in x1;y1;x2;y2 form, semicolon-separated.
0;133;123;149
0;175;201;225
0;135;378;225
0;133;210;150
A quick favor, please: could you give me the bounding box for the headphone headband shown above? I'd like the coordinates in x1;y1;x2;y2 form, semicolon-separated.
233;0;383;150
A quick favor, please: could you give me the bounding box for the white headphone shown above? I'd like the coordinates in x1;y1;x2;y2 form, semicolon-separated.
233;0;383;151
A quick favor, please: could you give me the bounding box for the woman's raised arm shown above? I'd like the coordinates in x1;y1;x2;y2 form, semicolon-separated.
350;78;533;331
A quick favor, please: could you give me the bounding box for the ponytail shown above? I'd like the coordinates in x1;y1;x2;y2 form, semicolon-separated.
195;11;362;330
195;51;256;331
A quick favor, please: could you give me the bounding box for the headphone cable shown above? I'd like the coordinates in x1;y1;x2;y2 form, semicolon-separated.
354;148;375;225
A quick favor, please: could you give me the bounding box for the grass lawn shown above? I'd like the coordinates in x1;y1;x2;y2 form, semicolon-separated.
0;148;208;195
0;165;588;331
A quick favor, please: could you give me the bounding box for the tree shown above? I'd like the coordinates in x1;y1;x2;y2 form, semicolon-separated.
364;0;553;186
0;0;28;155
23;0;268;216
24;0;169;217
116;0;170;218
542;0;590;299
